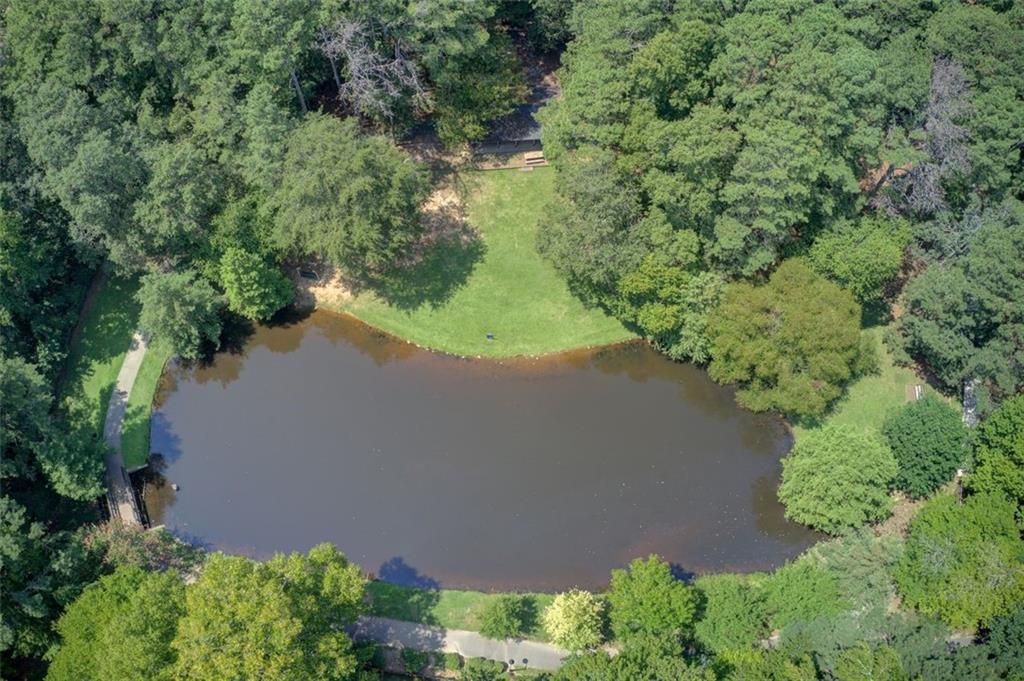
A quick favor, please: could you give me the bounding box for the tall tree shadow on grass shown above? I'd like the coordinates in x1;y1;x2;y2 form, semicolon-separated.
369;557;443;627
369;185;486;310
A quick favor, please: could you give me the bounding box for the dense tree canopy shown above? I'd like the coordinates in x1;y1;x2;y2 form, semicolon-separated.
607;555;699;645
968;394;1024;509
896;493;1024;630
707;260;864;417
883;394;970;498
778;425;897;534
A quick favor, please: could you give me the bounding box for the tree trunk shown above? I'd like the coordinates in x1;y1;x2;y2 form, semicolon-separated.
291;69;308;113
328;55;342;93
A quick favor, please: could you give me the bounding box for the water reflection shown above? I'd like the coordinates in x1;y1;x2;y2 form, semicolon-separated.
144;310;820;590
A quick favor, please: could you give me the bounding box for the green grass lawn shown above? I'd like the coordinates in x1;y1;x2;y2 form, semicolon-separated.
61;276;141;437
792;326;934;441
340;168;634;357
366;581;556;642
121;338;173;470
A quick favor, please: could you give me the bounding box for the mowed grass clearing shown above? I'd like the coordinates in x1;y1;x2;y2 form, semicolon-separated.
792;326;936;442
61;275;140;438
340;168;634;357
366;581;556;642
121;338;173;470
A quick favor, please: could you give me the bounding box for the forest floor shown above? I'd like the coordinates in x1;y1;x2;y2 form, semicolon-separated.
316;167;633;357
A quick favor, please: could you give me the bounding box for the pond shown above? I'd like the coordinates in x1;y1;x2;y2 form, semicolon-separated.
143;310;819;591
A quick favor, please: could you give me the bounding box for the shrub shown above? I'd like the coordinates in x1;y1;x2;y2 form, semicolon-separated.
895;493;1024;629
883;394;969;498
778;425;897;534
833;643;908;681
401;648;430;674
443;652;463;671
763;559;846;631
479;594;533;640
541;589;605;652
607;555;699;644
694;573;769;653
461;657;506;680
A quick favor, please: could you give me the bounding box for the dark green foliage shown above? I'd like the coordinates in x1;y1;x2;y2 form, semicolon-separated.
272;114;429;277
882;394;970;498
896;199;1024;408
694;574;768;654
968;391;1024;507
896;493;1024;629
220;248;293;322
432;31;529;146
708;261;864;417
607;555;699;645
779;425;896;534
400;648;430;674
137;270;223;360
443;651;463;671
479;594;534;640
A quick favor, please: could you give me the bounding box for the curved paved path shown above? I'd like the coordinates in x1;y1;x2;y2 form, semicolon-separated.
102;332;148;526
349;616;569;671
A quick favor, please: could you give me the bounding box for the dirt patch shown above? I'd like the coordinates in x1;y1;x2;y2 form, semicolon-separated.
398;182;476;268
875;491;926;538
291;260;356;310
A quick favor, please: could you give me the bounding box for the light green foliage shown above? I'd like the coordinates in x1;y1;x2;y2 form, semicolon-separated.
882;394;969;498
272;114;429;276
219;248;292;321
808;214;911;302
812;530;903;613
895;493;1024;629
542;589;605;652
553;639;716;681
833;643;908;681
607;555;699;644
694;574;768;654
172;545;365;681
479;594;532;640
708;260;864;418
779;424;897;534
969;394;1024;506
48;566;185;681
138;270;222;360
763;559;846;632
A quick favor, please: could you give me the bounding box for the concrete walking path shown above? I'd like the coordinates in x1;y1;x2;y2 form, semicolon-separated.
349;616;569;671
102;332;148;526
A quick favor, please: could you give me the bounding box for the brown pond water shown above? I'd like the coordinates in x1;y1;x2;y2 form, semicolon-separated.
143;310;819;591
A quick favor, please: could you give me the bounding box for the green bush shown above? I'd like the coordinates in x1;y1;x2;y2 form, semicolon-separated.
443;652;463;671
778;425;897;534
607;555;699;644
541;589;605;651
479;594;533;640
461;657;506;680
401;648;430;674
763;559;846;631
694;573;769;653
883;394;969;498
219;247;292;321
896;493;1024;629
